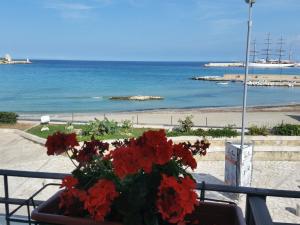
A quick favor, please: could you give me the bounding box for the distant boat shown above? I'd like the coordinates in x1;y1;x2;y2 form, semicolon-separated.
249;61;295;68
249;34;296;68
217;82;229;85
204;34;299;68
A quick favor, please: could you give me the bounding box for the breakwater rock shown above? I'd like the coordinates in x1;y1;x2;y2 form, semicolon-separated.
109;96;164;101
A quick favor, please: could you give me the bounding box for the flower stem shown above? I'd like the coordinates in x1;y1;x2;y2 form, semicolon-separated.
66;150;78;168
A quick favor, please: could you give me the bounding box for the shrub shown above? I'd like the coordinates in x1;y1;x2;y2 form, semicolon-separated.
82;118;119;136
178;115;194;132
121;119;133;131
271;124;300;136
65;122;74;133
247;125;269;136
0;112;18;124
98;117;118;135
206;127;238;138
167;126;238;138
81;119;100;136
193;128;206;136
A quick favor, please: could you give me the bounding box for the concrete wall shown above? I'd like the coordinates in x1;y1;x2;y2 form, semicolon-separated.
4;129;300;161
171;136;300;161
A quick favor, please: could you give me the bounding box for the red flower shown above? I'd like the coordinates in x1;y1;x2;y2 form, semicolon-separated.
84;179;119;222
111;145;141;179
59;176;87;216
157;175;197;224
59;189;87;216
76;140;109;164
137;130;173;165
111;130;174;179
45;132;78;155
61;175;78;189
173;144;197;170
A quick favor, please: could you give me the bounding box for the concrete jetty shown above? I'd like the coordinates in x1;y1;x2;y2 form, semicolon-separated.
192;74;300;87
0;54;31;64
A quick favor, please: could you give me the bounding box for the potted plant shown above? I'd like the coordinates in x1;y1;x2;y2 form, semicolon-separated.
32;130;245;225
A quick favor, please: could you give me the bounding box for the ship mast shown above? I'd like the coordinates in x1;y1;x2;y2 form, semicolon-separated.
262;32;272;62
250;39;259;62
276;36;285;63
288;46;293;62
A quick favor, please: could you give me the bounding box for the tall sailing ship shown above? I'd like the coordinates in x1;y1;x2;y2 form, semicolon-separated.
204;33;298;68
249;33;295;68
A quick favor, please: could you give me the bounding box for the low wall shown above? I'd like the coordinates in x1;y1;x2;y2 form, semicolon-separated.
171;136;300;161
3;129;300;161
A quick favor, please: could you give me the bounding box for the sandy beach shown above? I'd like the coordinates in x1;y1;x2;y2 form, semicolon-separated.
19;104;300;128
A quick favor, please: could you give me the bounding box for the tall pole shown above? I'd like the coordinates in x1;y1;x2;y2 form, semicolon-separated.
241;0;254;150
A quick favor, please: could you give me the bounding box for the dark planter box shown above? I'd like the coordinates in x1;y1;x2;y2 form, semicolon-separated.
32;191;246;225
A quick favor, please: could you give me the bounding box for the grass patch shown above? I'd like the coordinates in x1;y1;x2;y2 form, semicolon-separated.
78;128;153;141
27;124;155;141
27;124;84;139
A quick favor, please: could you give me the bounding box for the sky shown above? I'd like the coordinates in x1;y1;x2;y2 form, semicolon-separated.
0;0;300;61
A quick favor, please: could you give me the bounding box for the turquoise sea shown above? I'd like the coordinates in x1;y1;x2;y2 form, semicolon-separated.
0;60;300;113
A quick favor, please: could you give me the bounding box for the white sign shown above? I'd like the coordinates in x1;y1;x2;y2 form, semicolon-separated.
225;142;253;187
225;142;238;186
41;115;50;124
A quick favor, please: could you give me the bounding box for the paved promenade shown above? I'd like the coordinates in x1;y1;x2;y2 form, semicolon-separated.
194;161;300;224
0;129;299;223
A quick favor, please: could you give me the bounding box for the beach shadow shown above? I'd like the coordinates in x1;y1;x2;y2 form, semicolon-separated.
192;173;238;201
285;207;297;215
287;115;300;122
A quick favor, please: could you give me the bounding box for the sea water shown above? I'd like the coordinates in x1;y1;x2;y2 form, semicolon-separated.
0;60;299;113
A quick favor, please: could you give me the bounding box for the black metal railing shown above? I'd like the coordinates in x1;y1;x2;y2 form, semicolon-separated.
1;169;300;225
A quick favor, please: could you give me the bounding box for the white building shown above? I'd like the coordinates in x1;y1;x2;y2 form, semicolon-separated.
4;54;12;62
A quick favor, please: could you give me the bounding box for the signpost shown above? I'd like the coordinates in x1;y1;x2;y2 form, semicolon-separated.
225;142;253;187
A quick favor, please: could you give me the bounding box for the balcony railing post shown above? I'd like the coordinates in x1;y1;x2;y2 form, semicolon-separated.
245;195;250;224
4;175;10;225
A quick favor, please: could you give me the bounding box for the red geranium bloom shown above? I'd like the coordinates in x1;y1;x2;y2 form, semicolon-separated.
61;175;78;189
173;144;197;170
137;130;173;165
59;176;87;216
59;188;87;216
157;174;198;224
76;140;109;164
111;130;174;178
84;179;119;222
111;145;141;179
45;132;78;155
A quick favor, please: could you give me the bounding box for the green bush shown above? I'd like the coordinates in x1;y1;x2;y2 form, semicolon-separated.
247;125;269;136
167;126;238;138
121;119;133;131
271;124;300;136
178;115;194;133
206;127;238;138
193;128;206;136
98;118;118;135
0;112;18;124
81;119;100;136
82;118;119;136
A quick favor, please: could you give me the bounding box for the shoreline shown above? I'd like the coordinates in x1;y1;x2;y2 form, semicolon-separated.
17;103;300;115
17;103;300;128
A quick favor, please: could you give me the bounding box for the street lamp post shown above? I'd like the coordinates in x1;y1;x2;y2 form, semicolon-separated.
241;0;255;150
